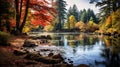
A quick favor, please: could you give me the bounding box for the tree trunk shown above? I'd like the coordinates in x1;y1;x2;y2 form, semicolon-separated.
19;0;23;19
112;0;117;12
15;0;20;31
19;0;29;33
59;18;61;31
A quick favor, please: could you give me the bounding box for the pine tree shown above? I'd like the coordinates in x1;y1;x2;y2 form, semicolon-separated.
86;9;91;22
90;0;120;22
72;4;79;21
80;9;87;23
79;10;83;21
56;0;67;30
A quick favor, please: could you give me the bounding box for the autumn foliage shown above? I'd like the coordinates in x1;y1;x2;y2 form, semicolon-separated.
7;0;57;33
30;0;57;27
31;11;53;26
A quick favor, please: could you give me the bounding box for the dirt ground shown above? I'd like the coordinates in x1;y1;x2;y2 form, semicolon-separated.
0;36;55;67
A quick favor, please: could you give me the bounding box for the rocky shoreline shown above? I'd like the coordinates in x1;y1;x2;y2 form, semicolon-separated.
0;35;90;67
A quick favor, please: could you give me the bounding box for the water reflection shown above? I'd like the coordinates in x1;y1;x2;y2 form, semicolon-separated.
50;33;120;67
101;36;120;67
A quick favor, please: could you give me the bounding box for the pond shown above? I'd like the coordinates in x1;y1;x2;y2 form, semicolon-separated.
30;33;120;67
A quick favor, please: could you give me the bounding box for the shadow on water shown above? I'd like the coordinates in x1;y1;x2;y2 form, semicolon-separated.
48;33;120;67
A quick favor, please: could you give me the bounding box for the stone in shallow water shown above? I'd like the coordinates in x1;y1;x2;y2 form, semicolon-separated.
48;53;54;57
23;39;38;47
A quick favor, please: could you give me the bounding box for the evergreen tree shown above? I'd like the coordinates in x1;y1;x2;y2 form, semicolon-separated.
67;6;98;23
79;10;83;21
72;4;79;21
56;0;67;30
67;7;73;19
90;10;98;23
80;9;87;23
85;9;98;23
90;0;120;22
86;9;91;22
67;5;79;21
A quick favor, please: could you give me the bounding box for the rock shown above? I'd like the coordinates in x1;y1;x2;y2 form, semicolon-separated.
76;64;89;67
13;50;26;56
52;54;64;61
46;35;52;39
23;39;38;47
48;53;54;57
24;53;41;60
40;35;46;39
67;59;73;64
25;61;37;65
40;49;49;51
24;53;64;64
69;60;73;64
29;36;38;40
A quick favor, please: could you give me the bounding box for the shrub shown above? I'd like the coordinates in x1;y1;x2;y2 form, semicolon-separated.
0;31;11;46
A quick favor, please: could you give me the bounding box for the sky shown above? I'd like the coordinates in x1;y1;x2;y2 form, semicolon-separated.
65;0;100;14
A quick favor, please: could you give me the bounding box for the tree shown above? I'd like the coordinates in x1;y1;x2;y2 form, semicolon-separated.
87;17;99;32
101;9;120;34
67;7;98;23
105;16;112;28
111;9;120;30
86;9;91;22
67;7;73;19
14;0;30;33
72;4;79;21
90;0;120;22
67;5;79;21
0;0;14;32
56;0;67;30
89;10;98;23
68;15;76;29
75;21;86;32
90;0;120;33
79;10;83;21
80;9;87;23
11;0;57;34
44;24;54;32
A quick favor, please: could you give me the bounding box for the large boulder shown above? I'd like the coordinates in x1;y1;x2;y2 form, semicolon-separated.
23;39;38;47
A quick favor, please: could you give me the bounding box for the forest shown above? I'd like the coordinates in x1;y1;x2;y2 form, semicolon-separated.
0;0;120;67
0;0;120;34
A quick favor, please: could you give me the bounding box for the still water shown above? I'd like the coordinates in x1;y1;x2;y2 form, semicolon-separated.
48;33;120;67
31;33;120;67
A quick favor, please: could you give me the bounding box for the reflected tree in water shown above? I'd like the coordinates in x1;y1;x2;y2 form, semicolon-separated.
101;36;120;67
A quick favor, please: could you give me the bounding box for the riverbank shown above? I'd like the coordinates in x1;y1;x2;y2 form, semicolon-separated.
0;35;75;67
